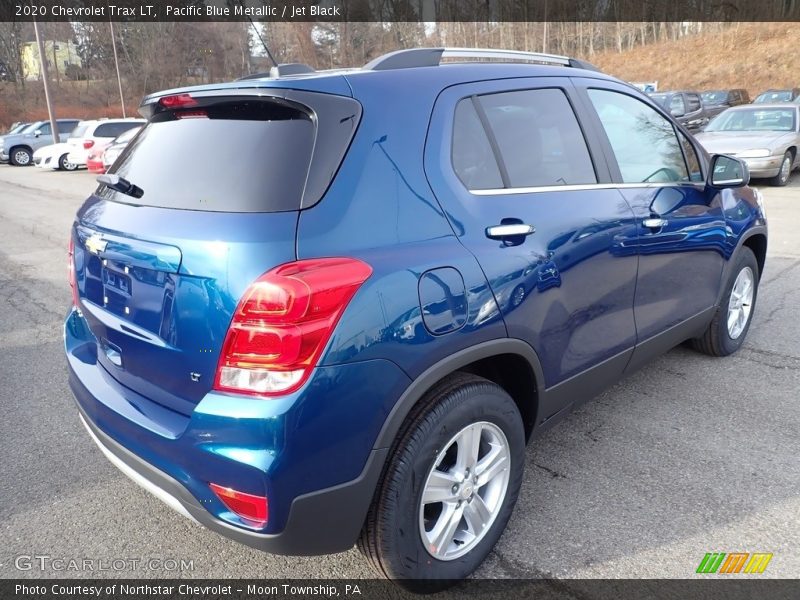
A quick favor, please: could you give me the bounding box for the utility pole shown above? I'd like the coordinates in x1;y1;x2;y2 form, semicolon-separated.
542;0;548;54
109;20;126;117
33;19;59;142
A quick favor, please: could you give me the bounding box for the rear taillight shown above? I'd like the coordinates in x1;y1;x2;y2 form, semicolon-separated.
68;235;79;307
159;93;198;108
83;140;94;149
214;258;372;397
209;483;268;527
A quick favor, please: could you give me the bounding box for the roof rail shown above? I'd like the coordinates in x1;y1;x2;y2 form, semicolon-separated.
236;63;315;81
363;47;601;72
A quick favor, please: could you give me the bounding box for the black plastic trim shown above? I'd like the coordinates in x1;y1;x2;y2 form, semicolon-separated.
624;307;716;375
74;399;387;556
372;338;545;450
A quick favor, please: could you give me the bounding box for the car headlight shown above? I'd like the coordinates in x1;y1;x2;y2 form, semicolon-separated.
736;149;771;158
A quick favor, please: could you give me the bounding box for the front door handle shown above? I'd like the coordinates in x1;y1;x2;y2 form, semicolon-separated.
485;223;536;240
643;218;668;229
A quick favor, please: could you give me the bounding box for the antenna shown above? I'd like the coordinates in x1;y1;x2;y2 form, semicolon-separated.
246;15;278;70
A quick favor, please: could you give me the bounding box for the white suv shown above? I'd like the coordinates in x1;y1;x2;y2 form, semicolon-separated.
66;118;145;167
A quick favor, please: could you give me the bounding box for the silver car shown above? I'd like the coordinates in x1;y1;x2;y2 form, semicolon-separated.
696;103;800;186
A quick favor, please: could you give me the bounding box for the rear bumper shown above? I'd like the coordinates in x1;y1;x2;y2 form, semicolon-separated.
76;402;387;555
65;307;408;555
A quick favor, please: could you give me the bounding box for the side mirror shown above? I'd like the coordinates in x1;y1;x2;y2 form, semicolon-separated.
709;154;750;188
670;107;685;118
33;129;41;137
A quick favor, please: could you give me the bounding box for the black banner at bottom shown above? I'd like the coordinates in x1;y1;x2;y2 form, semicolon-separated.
3;579;800;600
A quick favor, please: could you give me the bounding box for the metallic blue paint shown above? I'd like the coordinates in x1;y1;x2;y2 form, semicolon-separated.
65;62;767;553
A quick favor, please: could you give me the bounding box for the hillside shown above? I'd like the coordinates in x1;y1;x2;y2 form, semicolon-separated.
591;22;798;95
1;22;797;129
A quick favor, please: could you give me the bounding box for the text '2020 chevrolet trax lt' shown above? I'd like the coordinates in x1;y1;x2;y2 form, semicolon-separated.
65;48;767;590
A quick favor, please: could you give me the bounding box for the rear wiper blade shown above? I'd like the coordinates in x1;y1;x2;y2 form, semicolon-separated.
96;173;144;199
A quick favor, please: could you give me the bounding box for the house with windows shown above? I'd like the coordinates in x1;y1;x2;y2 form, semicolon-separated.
21;40;82;81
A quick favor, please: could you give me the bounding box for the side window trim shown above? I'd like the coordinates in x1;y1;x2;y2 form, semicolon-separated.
675;126;705;184
470;94;511;188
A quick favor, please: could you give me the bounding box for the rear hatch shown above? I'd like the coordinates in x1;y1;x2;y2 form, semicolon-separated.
71;87;361;416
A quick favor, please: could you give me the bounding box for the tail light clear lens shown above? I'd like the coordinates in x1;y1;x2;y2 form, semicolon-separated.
214;258;372;397
83;140;94;149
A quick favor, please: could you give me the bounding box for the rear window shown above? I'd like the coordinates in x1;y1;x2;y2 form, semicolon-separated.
94;121;142;138
102;99;315;212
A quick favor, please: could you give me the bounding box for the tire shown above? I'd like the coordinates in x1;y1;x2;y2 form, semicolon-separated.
9;146;32;166
59;153;78;171
692;247;759;357
769;151;793;187
358;373;525;592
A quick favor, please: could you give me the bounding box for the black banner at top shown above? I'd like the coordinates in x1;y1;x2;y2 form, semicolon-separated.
2;0;800;22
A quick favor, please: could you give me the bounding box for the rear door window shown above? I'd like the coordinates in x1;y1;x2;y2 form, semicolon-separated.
102;98;315;212
453;88;597;190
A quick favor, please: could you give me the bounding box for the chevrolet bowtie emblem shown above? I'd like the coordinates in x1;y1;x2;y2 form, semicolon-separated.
85;233;108;255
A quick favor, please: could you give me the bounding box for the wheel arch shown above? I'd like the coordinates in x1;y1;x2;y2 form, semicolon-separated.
742;232;767;280
9;144;33;157
373;338;544;450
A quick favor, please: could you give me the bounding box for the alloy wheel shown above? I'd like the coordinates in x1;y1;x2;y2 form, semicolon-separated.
727;266;754;340
419;421;510;561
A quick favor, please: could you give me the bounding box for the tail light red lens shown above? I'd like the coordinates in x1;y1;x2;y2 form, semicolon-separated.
68;236;79;307
209;483;268;527
83;140;94;149
159;93;198;108
214;258;372;397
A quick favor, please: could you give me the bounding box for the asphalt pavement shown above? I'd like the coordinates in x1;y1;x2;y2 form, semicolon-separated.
0;166;798;581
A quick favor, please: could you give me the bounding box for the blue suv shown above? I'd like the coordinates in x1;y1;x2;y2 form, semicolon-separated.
65;48;767;589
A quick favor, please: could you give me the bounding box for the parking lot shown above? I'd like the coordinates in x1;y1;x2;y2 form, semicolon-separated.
0;165;798;581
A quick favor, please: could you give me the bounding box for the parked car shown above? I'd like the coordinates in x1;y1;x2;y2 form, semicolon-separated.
33;142;74;170
0;122;29;159
753;88;800;103
86;142;112;174
3;122;29;135
65;118;146;168
647;90;710;130
696;103;799;186
66;48;767;589
700;89;750;118
0;119;80;166
33;121;96;171
101;126;142;171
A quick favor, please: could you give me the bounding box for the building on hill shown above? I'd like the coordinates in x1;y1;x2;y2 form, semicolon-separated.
21;40;82;81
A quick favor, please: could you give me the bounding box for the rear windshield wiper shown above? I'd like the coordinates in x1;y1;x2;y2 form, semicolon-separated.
97;174;144;199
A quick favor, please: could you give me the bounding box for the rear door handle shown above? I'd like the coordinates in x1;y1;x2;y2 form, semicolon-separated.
643;218;668;229
485;224;536;240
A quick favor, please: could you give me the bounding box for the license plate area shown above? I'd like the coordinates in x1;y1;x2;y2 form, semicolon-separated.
102;266;132;296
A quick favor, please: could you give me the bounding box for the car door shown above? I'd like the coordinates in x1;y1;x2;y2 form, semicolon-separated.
424;77;639;421
683;92;707;129
34;121;53;147
574;80;727;370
